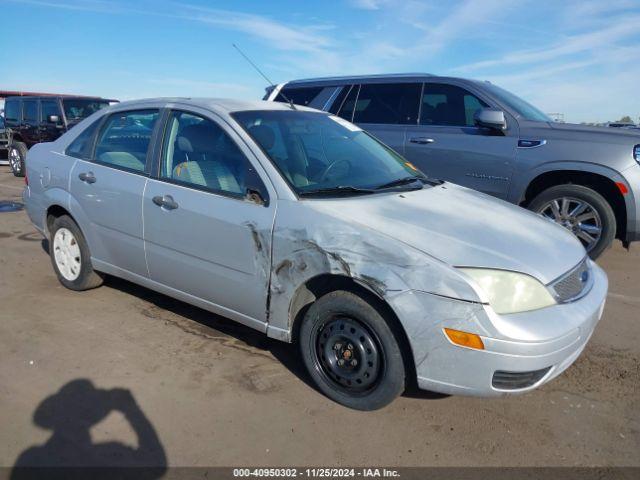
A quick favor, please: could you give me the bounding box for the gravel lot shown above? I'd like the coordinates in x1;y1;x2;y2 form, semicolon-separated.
0;169;638;468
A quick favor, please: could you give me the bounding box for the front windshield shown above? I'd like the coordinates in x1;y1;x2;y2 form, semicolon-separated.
232;110;425;196
63;99;110;121
482;83;552;122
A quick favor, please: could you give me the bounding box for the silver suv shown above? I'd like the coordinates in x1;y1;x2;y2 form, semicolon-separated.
23;98;607;410
265;74;640;259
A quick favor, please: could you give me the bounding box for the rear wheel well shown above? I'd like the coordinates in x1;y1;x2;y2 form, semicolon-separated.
46;205;73;235
288;274;417;388
522;170;627;240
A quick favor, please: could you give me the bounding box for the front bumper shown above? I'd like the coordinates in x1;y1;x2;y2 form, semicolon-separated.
389;261;608;396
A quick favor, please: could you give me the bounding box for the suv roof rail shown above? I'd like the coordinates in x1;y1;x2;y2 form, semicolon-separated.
287;72;435;85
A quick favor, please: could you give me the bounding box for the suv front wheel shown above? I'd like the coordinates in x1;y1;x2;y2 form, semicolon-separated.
528;184;616;260
9;142;27;177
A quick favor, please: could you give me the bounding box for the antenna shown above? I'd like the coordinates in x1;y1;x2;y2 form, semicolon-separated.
232;43;297;110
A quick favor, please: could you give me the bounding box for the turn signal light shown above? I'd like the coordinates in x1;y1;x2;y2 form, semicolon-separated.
444;328;484;350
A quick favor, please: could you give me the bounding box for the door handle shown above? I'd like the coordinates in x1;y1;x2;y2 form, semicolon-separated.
409;137;435;145
78;172;96;184
152;195;179;210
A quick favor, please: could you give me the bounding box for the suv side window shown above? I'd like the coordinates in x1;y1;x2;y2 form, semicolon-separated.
40;100;62;124
353;83;421;125
160;111;263;198
4;99;21;125
337;85;359;121
23;100;39;124
94;110;159;173
66;118;102;159
275;86;324;107
420;83;488;127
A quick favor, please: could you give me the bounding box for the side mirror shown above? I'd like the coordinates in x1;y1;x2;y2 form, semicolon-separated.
474;108;506;130
47;114;60;124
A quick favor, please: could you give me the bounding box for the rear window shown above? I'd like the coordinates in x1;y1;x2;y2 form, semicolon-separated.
4;100;20;122
353;83;421;125
63;99;110;121
275;86;323;107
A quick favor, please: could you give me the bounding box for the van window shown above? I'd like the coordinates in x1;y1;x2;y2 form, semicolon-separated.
94;110;159;173
23;100;38;123
353;83;421;125
275;86;323;107
4;100;21;123
66;118;102;159
41;100;62;123
420;83;488;127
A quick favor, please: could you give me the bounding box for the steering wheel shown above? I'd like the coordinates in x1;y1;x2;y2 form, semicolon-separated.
318;159;351;184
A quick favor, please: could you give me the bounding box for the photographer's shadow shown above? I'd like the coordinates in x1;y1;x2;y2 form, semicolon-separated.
12;379;166;479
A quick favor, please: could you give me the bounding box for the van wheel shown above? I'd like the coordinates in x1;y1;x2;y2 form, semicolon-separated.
9;142;27;177
50;215;104;290
528;184;616;260
299;290;405;410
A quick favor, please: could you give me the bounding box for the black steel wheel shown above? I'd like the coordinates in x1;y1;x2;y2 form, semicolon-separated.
299;290;406;410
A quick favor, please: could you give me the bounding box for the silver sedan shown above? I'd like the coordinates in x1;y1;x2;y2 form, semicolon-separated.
22;98;607;410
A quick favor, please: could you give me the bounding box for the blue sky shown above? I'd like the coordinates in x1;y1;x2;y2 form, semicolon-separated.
2;0;639;123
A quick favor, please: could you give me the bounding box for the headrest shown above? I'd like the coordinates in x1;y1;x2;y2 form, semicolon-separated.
248;124;275;150
177;123;219;153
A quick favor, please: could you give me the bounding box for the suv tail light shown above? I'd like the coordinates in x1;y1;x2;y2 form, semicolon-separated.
634;144;640;164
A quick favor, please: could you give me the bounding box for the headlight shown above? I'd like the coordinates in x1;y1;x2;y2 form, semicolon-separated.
458;268;556;314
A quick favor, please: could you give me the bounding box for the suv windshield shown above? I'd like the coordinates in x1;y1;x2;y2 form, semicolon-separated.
62;99;110;121
481;83;551;122
232;110;426;196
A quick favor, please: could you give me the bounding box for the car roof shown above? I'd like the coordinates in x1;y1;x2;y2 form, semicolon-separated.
110;97;321;114
5;95;114;101
279;73;488;88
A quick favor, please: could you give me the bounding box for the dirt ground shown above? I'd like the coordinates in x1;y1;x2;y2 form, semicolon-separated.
0;168;638;468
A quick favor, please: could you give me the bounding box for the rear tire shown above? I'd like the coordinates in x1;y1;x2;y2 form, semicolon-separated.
9;142;27;177
528;184;616;260
299;290;405;410
49;215;104;291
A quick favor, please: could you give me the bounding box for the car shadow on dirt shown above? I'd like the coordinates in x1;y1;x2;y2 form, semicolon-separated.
41;238;447;403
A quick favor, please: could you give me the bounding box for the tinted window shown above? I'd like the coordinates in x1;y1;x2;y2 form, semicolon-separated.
233;111;423;195
63;99;110;121
94;110;159;172
41;100;62;123
23;100;38;123
328;85;352;114
66;118;102;159
4;100;20;122
420;83;488;126
275;86;323;107
161;111;259;197
337;85;359;121
353;83;421;125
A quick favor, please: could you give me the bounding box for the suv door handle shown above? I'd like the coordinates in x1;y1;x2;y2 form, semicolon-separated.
152;195;179;210
78;172;96;184
409;137;435;144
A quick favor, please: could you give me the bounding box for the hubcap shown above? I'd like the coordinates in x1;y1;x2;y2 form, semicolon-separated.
537;197;602;252
53;228;82;281
314;317;382;392
9;148;21;173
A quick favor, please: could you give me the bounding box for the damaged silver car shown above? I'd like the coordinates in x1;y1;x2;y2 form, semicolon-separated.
23;98;608;410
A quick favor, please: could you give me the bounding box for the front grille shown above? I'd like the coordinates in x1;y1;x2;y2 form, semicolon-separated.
550;258;590;303
492;367;551;390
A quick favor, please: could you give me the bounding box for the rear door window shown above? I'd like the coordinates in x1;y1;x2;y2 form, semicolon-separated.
4;100;21;123
94;110;159;173
336;85;359;121
66;118;102;159
420;83;488;127
353;83;421;125
23;100;39;124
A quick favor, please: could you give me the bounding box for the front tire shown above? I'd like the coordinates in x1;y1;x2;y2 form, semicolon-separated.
49;215;104;290
299;291;406;410
528;184;616;260
9;142;27;177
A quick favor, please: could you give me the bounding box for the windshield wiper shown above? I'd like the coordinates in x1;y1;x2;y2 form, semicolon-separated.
375;176;425;190
299;185;376;197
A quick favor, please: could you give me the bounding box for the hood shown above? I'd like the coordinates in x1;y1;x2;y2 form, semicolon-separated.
546;122;640;144
313;184;585;284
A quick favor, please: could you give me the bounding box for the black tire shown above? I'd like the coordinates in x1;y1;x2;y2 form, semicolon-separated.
528;184;616;260
9;142;27;177
299;290;406;410
49;215;104;291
